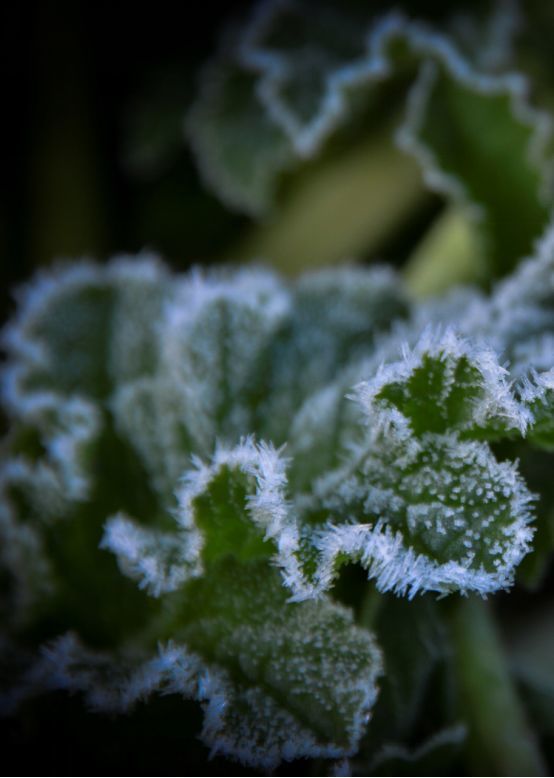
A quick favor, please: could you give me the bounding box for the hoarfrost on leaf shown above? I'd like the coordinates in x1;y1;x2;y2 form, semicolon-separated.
2;240;552;771
6;563;383;771
282;330;536;599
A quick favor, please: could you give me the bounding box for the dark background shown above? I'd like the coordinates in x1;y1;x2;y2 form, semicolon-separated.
1;1;254;323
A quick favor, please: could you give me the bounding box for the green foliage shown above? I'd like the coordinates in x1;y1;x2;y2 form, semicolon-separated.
4;1;554;775
189;0;552;277
2;239;554;768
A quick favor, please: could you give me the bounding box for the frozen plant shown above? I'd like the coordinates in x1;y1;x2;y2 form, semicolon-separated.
3;1;554;775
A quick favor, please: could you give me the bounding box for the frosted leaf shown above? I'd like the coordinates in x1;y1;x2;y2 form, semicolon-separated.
186;37;295;215
174;438;309;594
397;56;550;274
107;257;171;386
285;354;379;492
111;377;194;497
239;2;521;156
2;245;552;771
519;369;554;450
284;330;535;599
238;0;375;157
286;380;358;492
1;263;114;405
1;255;170;410
100;514;201;597
188;1;549;227
354;328;528;439
160;267;290;453
0;398;99;621
299;433;535;598
393;220;554;381
8;564;383;770
485;221;554;375
291;266;408;348
0;457;68;526
100;438;307;598
0;471;54;622
1;394;101;512
0;632;167;714
27;396;100;502
262;265;408;443
170;560;383;768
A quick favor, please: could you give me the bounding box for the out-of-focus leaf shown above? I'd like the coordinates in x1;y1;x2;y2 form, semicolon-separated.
187;50;294;216
398;60;551;276
364;725;466;776
188;2;551;280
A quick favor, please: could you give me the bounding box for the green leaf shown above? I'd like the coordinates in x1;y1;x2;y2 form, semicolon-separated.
262;266;408;443
166;559;384;768
357;328;527;439
188;0;550;251
159;267;289;454
13;562;383;770
290;330;535;598
371;595;446;739
2;257;170;408
398;60;550;276
187;45;294;216
102;438;304;596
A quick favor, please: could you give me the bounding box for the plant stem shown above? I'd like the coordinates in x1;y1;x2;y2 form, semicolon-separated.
449;595;546;776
